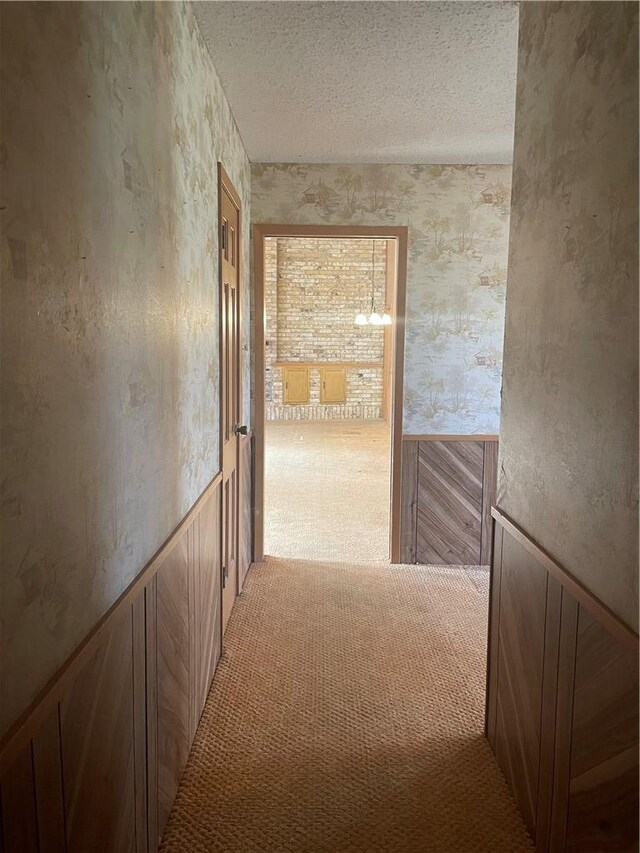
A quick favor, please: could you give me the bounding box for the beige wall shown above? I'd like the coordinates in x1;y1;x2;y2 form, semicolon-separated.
0;2;250;733
498;2;638;630
265;237;386;420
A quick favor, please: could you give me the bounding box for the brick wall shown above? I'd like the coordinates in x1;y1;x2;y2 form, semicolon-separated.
264;237;388;420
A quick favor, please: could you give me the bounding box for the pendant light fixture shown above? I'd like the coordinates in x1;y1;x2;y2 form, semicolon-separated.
367;239;381;325
353;239;392;326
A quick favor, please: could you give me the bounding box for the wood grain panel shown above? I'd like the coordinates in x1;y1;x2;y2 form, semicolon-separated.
156;535;191;840
480;441;498;565
195;487;222;716
188;523;198;746
60;606;137;853
0;476;226;853
238;435;253;587
0;742;38;853
415;440;483;564
399;439;418;563
32;707;66;853
0;474;221;778
222;467;239;634
485;522;503;746
535;575;564;850
547;591;579;852
401;438;497;566
131;596;148;853
493;533;548;836
565;608;639;852
488;513;639;852
145;576;159;853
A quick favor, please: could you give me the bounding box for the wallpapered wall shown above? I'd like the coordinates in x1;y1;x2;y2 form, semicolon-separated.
252;163;512;434
0;2;250;733
499;2;638;631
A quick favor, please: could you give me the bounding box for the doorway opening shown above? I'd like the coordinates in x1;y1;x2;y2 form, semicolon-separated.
253;225;408;564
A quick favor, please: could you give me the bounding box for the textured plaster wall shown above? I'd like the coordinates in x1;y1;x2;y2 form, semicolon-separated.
265;238;386;420
252;163;512;434
498;2;639;631
0;1;250;733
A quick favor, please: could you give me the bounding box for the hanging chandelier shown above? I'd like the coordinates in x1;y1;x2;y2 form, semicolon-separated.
354;240;392;326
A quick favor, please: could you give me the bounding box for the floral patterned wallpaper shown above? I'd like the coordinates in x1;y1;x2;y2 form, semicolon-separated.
0;2;250;732
252;163;512;434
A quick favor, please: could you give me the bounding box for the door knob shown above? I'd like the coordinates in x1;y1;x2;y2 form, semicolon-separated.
234;424;248;436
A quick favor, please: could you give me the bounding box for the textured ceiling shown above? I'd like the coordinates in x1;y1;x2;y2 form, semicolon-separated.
193;1;519;164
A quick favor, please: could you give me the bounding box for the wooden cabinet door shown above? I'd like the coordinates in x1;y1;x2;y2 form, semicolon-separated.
320;367;346;403
283;367;309;404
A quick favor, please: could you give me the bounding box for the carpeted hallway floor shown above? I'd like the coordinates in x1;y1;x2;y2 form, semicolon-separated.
160;421;533;852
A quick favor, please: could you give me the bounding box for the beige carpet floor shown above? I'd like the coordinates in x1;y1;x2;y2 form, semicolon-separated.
264;420;392;564
161;421;533;853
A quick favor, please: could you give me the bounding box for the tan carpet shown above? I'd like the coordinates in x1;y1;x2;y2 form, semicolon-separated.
161;421;532;852
264;420;392;564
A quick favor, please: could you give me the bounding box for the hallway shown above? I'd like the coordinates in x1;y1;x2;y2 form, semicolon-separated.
161;422;532;852
2;5;638;852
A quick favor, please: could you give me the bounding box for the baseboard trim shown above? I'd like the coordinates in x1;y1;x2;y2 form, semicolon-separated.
491;506;638;653
0;470;223;773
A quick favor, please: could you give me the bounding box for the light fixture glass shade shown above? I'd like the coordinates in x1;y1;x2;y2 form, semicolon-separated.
354;313;368;326
368;312;383;325
381;313;392;325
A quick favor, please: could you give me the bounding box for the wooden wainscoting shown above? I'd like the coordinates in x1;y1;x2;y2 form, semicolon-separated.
0;451;254;852
399;436;498;565
486;509;639;852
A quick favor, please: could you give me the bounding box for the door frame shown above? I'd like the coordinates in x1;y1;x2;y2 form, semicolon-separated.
252;223;409;563
218;164;243;604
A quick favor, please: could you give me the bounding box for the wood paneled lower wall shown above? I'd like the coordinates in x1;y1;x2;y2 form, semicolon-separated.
487;509;639;852
0;435;254;853
399;436;498;565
